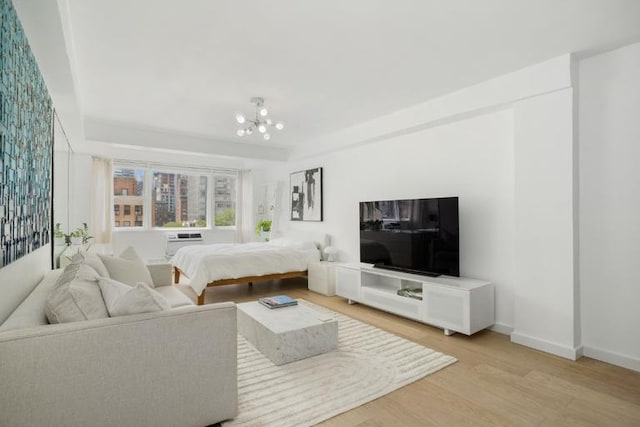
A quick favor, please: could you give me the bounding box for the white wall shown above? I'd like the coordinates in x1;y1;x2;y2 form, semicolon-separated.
579;42;640;371
251;54;585;357
0;246;51;324
511;88;580;359
260;110;517;329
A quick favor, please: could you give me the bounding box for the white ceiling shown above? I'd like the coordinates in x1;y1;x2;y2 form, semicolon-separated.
18;0;640;158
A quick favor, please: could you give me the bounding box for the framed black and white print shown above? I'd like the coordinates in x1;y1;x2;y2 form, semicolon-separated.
290;167;323;221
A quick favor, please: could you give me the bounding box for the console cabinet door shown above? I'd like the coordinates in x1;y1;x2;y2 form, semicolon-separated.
423;285;470;334
336;266;361;301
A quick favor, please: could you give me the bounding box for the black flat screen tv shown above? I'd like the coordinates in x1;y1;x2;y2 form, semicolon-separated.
359;197;459;277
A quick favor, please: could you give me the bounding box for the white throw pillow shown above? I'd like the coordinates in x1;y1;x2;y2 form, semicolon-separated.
98;277;170;317
98;246;155;288
70;251;110;277
45;264;109;324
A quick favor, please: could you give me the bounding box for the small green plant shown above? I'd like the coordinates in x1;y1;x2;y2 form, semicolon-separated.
68;223;93;245
54;223;65;238
79;223;93;244
255;219;272;236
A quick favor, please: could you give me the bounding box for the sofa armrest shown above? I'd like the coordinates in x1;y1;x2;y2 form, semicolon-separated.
0;303;238;427
147;263;173;287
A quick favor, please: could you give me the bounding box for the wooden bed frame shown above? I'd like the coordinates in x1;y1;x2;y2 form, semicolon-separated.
173;267;308;305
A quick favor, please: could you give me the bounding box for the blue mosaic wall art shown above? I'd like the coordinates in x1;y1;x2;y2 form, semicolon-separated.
0;0;53;268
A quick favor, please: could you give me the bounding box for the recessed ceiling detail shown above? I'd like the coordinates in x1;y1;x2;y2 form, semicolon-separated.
14;0;640;158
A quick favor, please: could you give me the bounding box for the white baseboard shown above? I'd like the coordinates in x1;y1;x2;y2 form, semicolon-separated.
511;331;582;360
583;346;640;373
489;322;513;335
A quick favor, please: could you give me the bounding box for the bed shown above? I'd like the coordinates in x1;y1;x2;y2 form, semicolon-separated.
171;232;327;305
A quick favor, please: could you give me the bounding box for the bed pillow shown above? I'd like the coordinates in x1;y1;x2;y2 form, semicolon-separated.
45;264;109;324
98;246;155;288
269;237;317;250
98;277;170;317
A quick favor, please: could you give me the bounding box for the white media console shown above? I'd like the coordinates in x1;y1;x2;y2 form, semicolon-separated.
335;263;494;335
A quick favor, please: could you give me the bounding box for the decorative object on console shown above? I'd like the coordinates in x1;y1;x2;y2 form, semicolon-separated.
235;97;284;141
324;246;337;262
290;167;323;221
0;0;53;268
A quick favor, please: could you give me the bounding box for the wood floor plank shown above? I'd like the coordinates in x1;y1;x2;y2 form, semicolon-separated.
189;278;640;426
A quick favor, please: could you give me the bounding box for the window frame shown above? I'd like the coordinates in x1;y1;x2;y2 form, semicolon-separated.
212;173;238;230
112;162;239;232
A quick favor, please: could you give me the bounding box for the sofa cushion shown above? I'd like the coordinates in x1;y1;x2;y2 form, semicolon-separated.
70;251;109;277
98;277;170;317
153;286;195;308
0;270;63;332
98;247;155;288
45;264;109;324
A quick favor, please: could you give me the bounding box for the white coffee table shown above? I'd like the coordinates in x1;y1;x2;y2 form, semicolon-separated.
237;301;338;365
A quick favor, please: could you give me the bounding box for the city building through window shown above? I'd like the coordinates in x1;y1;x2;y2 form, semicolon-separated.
113;164;237;229
113;167;144;228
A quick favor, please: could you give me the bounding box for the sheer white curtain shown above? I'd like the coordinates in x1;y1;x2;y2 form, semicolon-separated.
236;169;253;243
90;157;113;244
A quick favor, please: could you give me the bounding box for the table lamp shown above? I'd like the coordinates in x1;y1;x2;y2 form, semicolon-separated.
324;246;337;262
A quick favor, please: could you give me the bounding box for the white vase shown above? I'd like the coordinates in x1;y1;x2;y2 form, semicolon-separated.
54;236;66;246
70;237;83;246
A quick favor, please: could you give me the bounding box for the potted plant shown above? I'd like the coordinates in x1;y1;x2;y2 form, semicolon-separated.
255;219;272;241
54;223;67;246
69;229;83;246
79;223;93;244
69;223;93;246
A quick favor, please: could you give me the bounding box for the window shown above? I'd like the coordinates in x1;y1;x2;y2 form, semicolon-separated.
152;171;207;228
113;167;144;228
112;163;238;230
214;175;236;226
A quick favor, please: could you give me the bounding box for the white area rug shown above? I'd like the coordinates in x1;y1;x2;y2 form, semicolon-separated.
223;300;456;427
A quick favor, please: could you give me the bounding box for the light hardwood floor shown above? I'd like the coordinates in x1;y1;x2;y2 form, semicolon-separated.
181;278;640;427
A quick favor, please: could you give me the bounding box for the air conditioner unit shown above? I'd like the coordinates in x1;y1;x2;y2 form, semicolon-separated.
165;232;204;258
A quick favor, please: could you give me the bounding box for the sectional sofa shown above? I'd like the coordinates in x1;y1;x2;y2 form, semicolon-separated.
0;251;238;427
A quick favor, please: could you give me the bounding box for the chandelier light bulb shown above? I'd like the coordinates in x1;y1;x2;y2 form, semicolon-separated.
236;97;283;140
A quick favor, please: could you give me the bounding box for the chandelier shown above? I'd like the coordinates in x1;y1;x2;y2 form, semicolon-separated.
235;97;284;141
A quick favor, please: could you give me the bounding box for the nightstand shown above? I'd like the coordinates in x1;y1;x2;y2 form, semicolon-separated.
308;261;337;296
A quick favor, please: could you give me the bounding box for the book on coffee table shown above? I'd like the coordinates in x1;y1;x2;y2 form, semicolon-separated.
259;295;298;309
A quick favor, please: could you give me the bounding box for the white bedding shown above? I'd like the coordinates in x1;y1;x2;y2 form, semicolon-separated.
171;238;321;296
